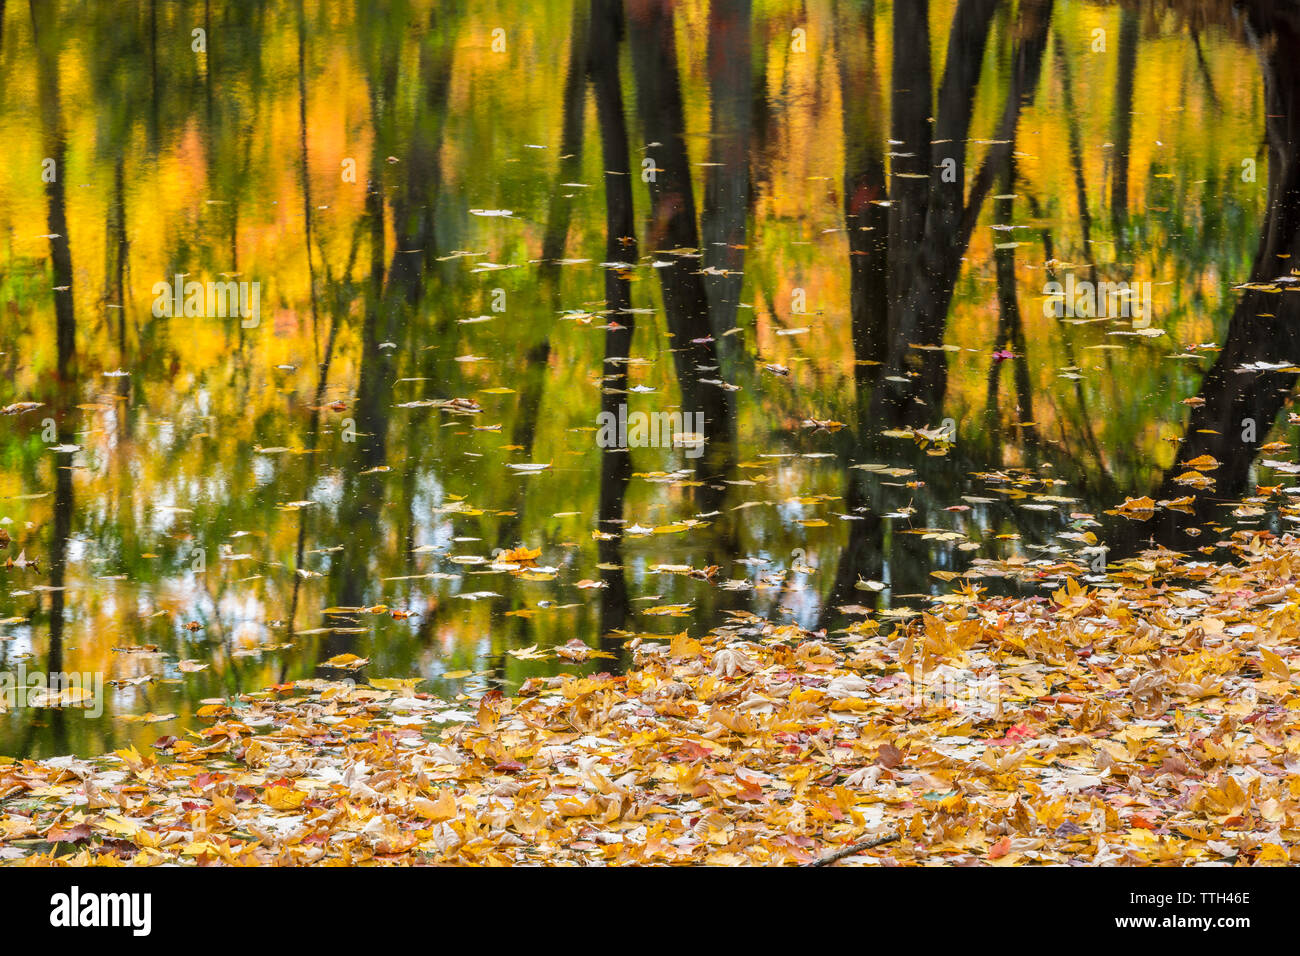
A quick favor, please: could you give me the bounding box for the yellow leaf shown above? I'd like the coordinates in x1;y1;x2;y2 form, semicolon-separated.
669;632;703;659
98;813;141;837
322;653;369;669
413;790;458;822
264;785;308;811
369;677;421;691
1260;648;1291;682
1255;843;1290;866
498;545;541;563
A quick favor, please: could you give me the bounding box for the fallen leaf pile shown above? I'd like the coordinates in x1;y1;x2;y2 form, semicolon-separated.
4;533;1300;866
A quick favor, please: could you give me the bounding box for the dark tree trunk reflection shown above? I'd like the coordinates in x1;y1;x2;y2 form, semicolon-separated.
1107;8;1300;554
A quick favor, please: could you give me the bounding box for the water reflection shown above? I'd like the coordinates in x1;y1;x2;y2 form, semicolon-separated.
0;0;1292;757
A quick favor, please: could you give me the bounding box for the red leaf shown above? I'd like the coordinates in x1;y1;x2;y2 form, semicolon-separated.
47;823;92;844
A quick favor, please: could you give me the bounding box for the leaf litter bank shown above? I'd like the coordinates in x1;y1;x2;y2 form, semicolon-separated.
3;532;1300;866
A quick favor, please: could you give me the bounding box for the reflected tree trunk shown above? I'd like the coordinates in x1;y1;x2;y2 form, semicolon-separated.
837;0;889;414
1104;8;1300;554
33;0;77;745
297;0;322;361
103;158;129;359
32;0;76;379
319;177;392;664
885;0;932;311
872;0;1052;429
701;0;752;339
626;0;717;357
593;0;635;648
386;6;454;309
1162;14;1300;498
817;491;884;630
627;0;737;507
540;0;591;281
986;155;1039;454
1111;6;1139;247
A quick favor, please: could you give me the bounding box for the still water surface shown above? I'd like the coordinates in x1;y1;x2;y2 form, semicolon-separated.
1;0;1296;756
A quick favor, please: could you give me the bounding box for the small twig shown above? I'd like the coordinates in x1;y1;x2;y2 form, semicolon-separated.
804;831;901;867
